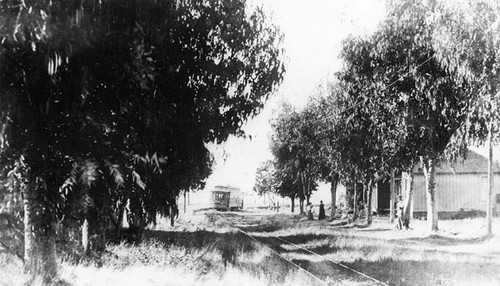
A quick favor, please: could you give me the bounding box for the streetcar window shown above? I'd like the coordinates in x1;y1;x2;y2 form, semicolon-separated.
214;193;228;200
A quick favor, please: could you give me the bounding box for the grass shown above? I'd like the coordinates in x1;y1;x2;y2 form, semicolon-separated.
0;212;322;286
0;252;23;286
2;211;499;286
248;214;500;286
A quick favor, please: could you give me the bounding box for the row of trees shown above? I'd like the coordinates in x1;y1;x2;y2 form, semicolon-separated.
258;0;499;233
266;104;319;214
0;0;285;283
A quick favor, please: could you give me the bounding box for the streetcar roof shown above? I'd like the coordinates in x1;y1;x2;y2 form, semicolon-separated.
212;190;230;193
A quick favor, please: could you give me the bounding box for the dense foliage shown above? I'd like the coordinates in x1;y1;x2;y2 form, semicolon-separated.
270;104;318;213
0;0;285;281
267;0;496;231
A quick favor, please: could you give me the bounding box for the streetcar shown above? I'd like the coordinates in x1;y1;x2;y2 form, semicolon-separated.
211;186;244;211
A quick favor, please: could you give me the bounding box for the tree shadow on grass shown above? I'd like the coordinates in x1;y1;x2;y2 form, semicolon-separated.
145;229;256;254
265;233;348;255
403;234;491;246
289;258;377;285
267;231;500;286
347;257;500;286
142;224;500;286
275;233;330;244
355;228;394;232
262;232;500;286
144;229;323;285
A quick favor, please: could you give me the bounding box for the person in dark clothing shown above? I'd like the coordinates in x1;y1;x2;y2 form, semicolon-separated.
318;201;326;220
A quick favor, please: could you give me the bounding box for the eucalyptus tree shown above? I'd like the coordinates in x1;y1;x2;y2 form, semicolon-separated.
304;93;343;219
356;0;472;231
253;160;281;209
331;34;396;225
431;0;500;236
270;104;318;214
0;0;285;281
254;160;277;196
331;0;473;229
273;167;301;213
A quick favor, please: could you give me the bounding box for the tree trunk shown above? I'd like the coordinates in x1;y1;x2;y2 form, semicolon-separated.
422;156;438;232
486;125;493;236
389;169;395;223
363;182;367;214
365;180;373;226
38;229;57;283
352;181;358;221
23;183;35;278
169;204;177;227
330;174;339;220
183;191;187;214
301;172;308;209
299;198;304;215
115;203;126;238
82;218;89;255
403;172;414;229
290;196;295;213
23;181;58;283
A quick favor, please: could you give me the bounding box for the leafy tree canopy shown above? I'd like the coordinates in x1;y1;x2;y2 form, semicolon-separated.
0;0;286;269
270;103;318;203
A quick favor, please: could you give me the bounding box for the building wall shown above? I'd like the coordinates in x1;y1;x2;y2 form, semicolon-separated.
412;173;500;212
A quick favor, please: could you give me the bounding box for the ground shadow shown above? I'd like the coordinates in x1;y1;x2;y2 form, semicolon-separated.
345;256;500;286
355;228;393;232
145;229;256;254
257;232;500;286
403;234;491;246
144;228;322;285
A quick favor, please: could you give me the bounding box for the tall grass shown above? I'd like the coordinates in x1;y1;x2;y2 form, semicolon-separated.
4;211;498;286
0;252;24;286
54;233;322;286
0;211;324;286
250;214;500;286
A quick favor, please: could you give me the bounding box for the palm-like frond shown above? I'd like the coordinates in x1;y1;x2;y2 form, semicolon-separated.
105;160;124;189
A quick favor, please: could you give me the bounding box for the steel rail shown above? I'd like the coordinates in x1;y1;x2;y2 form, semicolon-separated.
236;226;329;286
224;213;390;286
272;235;390;286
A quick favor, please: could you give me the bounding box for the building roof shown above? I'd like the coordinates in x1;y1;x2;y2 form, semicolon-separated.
414;150;500;174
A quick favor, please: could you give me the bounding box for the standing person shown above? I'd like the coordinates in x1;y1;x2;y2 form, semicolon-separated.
318;201;326;220
396;195;404;230
307;202;314;220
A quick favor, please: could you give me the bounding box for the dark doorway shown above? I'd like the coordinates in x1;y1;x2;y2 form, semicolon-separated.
377;180;390;212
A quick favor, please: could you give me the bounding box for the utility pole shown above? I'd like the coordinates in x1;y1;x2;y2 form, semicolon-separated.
486;122;493;236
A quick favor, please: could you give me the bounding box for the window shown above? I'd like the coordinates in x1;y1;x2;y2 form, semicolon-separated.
214;192;228;201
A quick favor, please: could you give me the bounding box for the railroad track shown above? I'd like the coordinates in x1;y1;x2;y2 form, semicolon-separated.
224;214;390;286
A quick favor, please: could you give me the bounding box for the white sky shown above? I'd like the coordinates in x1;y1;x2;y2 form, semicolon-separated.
202;0;386;195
